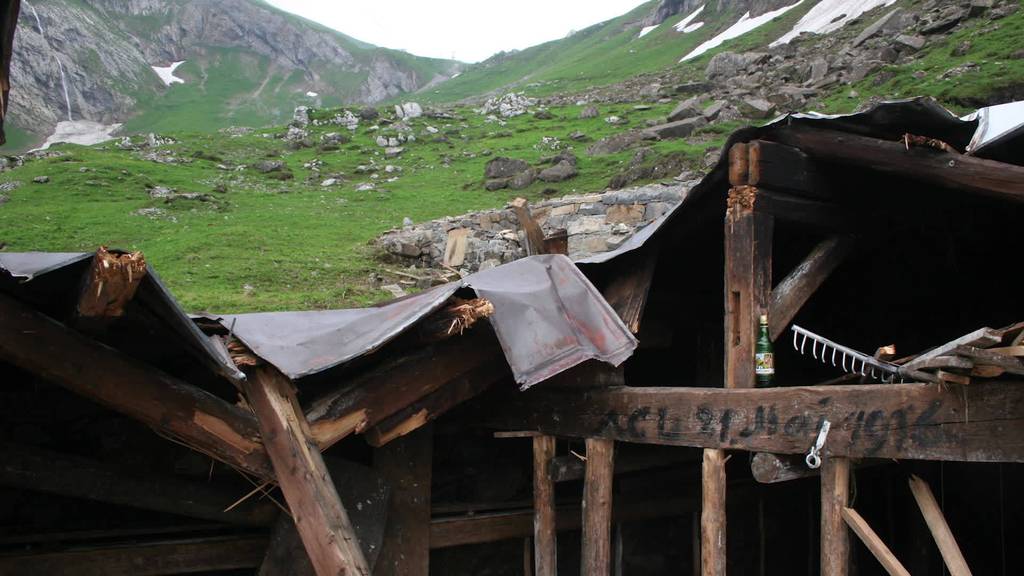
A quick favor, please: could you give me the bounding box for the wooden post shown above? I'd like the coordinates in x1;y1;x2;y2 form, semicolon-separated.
74;247;147;329
533;435;558;576
242;365;369;576
582;438;614;576
842;507;911;576
724;186;774;389
701;448;727;576
821;457;851;576
374;424;433;576
908;475;973;576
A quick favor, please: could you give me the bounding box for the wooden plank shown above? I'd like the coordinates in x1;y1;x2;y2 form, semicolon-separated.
0;442;277;527
954;345;1024;376
601;246;660;334
307;337;505;450
478;382;1024;462
374;424;432;576
582;438;615;576
0;535;267;576
510;198;548;256
768;235;856;341
908;475;973;576
74;247;147;328
748;140;828;198
701;448;727;576
532;435;557;576
841;507;911;576
549;444;695;483
770;125;1024;204
751;453;883;483
0;292;272;478
903;328;1003;370
242;365;369;576
725;185;774;389
728;143;749;187
365;364;505;447
821;457;850;576
429;497;695;549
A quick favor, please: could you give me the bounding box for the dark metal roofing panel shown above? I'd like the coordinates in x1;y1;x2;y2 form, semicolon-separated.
467;254;637;389
0;252;93;281
216;282;462;380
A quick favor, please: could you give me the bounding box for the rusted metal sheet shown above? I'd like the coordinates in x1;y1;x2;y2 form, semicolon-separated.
217;254;636;388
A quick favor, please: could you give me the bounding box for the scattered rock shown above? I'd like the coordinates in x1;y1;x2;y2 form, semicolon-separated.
32;176;49;184
643;117;707;139
403;217;414;227
385;147;404;158
292;106;311;127
148;185;174;198
359;107;379;121
569;130;588;141
587;131;643;156
579;105;600;119
510;169;537;190
254;160;285;173
853;8;903;47
667;97;702;122
394;102;423;119
706;51;750;79
969;0;993;18
737;97;776;119
675;81;710;95
703;100;727;121
605;115;627;125
952;41;973;57
356;182;376;192
895;34;926;51
381;284;407;299
538;161;578;183
921;10;965;35
534;109;554;120
320;178;339;187
478;93;536;118
485;157;530;179
0;181;21;193
485;178;510;191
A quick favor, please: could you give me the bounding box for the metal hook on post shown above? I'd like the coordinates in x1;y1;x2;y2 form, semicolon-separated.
805;419;831;469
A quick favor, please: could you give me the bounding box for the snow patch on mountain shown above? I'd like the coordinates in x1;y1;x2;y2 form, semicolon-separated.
681;1;804;61
682;21;705;33
638;25;659;38
36;120;122;150
152;61;186;86
673;4;705;32
772;0;898;46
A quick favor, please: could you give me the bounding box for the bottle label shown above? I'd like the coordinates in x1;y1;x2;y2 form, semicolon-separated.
755;352;774;375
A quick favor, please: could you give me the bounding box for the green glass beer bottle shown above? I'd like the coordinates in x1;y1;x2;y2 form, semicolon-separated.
755;314;775;387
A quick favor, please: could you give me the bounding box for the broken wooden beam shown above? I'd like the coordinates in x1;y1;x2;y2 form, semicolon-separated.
74;247;147;328
770;125;1024;204
0;442;277;527
747;140;828;198
601;246;660;334
842;507;911;576
821;457;851;576
582;438;615;576
532;435;557;576
510;197;547;256
953;345;1024;376
479;381;1024;462
306;337;505;449
0;535;268;576
0;292;272;478
241;365;369;576
374;424;433;576
908;475;973;576
903;327;1003;371
725;185;774;388
768;235;857;340
364;364;506;447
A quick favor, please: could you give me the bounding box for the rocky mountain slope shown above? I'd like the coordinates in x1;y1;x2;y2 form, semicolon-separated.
6;0;460;148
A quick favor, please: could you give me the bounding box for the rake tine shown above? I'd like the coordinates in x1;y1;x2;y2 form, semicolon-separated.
812;339;818;359
831;348;837;366
793;329;799;351
822;344;829;363
800;334;807;355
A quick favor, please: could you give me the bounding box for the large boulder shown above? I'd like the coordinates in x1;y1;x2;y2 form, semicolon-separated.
579;105;600;119
587;131;644;156
667;97;703;122
538;161;578;182
737;97;775;119
642;117;707;140
395;102;423;119
705;51;750;80
485;157;530;179
292;106;311;127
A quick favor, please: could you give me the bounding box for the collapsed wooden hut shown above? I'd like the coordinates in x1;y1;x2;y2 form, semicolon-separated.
1;84;1023;576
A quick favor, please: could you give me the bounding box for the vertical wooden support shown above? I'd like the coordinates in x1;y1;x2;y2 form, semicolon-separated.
533;435;558;576
821;457;851;576
374;424;433;576
724;186;774;389
581;438;615;576
242;365;369;576
701;448;727;576
908;475;973;576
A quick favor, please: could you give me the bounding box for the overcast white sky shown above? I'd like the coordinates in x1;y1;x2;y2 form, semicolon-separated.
266;1;649;63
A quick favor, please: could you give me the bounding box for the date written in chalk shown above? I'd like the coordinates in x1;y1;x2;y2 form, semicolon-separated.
594;397;946;456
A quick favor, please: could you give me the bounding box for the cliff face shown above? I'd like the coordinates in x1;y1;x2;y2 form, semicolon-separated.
8;0;461;137
642;0;802;27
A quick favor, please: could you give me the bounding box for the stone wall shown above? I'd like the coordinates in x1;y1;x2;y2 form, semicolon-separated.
376;181;692;274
